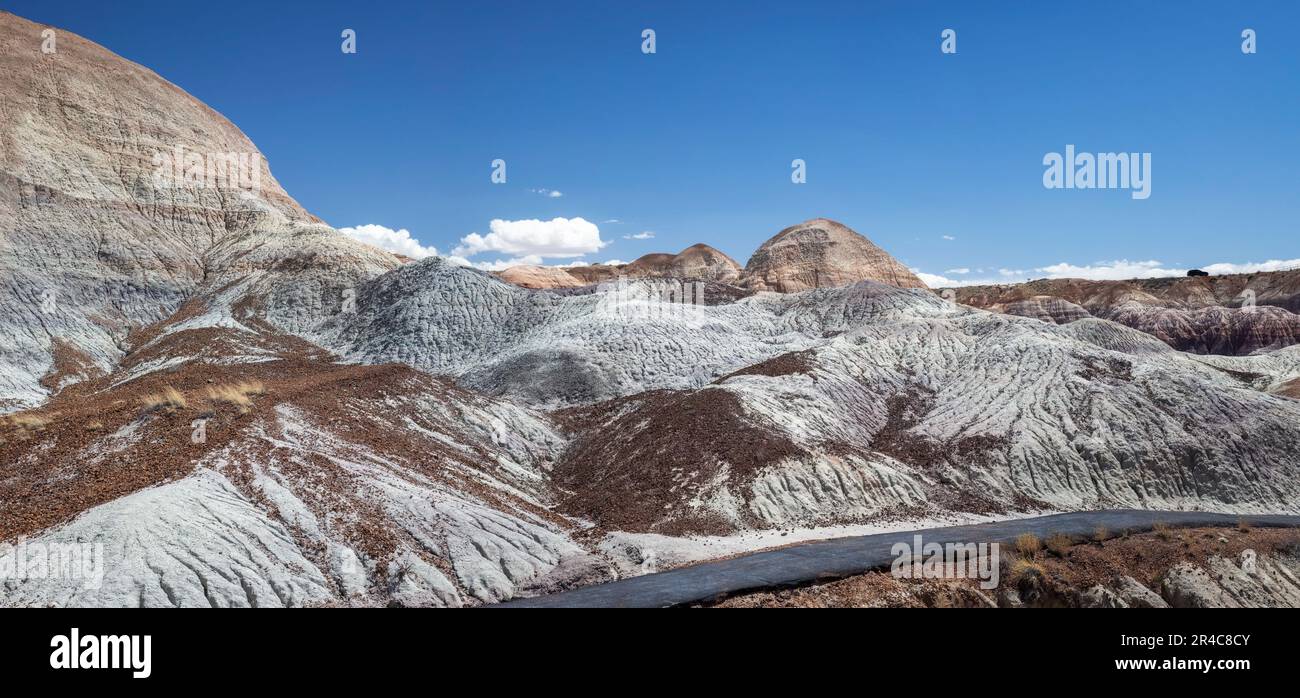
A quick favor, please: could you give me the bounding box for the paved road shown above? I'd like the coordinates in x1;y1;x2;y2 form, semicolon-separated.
498;510;1300;608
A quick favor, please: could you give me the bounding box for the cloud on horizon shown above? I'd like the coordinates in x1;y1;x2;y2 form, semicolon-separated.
456;256;630;272
915;258;1300;288
338;224;438;259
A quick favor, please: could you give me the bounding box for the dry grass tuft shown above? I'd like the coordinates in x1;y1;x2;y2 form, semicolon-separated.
1280;536;1300;558
9;412;52;432
1153;521;1173;541
205;380;267;414
1045;533;1074;558
1010;558;1046;581
140;386;188;414
1093;526;1110;543
1014;533;1042;557
86;421;104;432
1237;517;1252;533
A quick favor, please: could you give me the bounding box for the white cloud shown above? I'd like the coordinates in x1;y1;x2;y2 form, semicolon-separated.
914;271;963;287
530;188;564;198
453;217;607;259
914;257;1300;288
603;219;622;224
462;255;545;272
914;269;1034;288
624;231;655;240
942;235;956;241
1202;258;1300;275
1036;258;1300;281
1033;260;1181;281
468;257;631;272
555;259;628;268
338;224;438;259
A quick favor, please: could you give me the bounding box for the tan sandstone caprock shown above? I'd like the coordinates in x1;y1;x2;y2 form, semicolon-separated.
624;243;744;283
497;265;586;289
743;218;928;292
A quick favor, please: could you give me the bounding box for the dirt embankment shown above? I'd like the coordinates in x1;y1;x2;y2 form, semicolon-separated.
704;525;1300;608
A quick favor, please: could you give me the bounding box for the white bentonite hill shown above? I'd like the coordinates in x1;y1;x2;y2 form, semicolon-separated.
3;11;1300;607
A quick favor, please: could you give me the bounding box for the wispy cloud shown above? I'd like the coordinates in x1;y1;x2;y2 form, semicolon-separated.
623;231;655;240
942;235;956;241
529;188;564;198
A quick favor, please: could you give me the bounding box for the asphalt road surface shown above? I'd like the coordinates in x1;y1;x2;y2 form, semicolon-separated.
498;510;1300;608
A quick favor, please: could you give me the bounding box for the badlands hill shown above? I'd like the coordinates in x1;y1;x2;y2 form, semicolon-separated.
496;222;920;292
496;265;588;289
0;10;397;410
744;218;928;292
1;12;580;607
3;12;1300;607
498;243;744;289
623;243;743;283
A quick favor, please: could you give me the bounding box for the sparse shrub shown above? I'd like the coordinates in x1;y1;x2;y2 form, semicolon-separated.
141;386;188;413
1015;533;1042;557
205;380;267;414
1278;536;1300;558
1153;521;1172;541
9;412;51;432
1093;526;1110;543
1010;558;1045;581
1045;533;1073;558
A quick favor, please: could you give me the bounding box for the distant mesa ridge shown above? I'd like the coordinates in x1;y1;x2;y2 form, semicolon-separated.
955;273;1300;356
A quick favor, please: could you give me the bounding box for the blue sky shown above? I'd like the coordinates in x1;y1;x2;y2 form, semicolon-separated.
9;0;1300;284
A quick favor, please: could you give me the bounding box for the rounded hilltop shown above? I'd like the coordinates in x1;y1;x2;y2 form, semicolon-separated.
742;218;928;293
497;219;926;292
